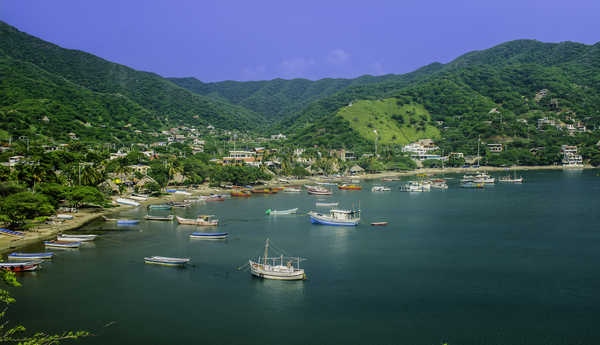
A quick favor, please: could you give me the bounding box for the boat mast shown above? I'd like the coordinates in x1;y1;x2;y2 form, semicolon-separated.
264;238;269;266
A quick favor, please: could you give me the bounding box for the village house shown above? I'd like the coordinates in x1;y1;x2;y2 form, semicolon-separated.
7;156;24;167
150;142;167;147
329;149;356;161
537;117;556;130
128;164;150;175
487;143;503;153
109;151;128;160
402;139;441;161
270;133;287;140
222;150;256;165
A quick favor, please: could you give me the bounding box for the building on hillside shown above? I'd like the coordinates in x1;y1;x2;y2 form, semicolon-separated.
561;145;578;155
150;142;167;147
349;165;365;175
109;152;128;160
560;145;583;166
402;140;440;161
487;143;503;153
270;133;287;140
537;117;556;130
222;151;256;165
7;156;24;166
128;164;150;175
330;149;355;161
449;152;464;159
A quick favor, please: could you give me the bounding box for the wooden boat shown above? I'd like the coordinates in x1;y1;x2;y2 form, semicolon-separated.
338;184;362;190
230;191;251;197
128;194;149;201
57;235;95;242
265;208;298;215
371;222;388;226
0;228;25;238
308;209;360;226
147;204;172;210
0;261;42;272
249;239;306;280
58;234;98;240
251;188;276;194
306;185;333;195
115;198;141;207
44;240;81;248
270;187;284;192
316;202;338;207
8;252;54;260
176;215;218;226
144;256;190;266
189;232;228;239
144;215;174;221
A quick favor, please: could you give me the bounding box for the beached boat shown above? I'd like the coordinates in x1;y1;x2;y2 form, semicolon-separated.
128;194;149;201
174;190;192;196
8;252;54;260
265;208;298;215
371;222;388;226
371;186;391;192
115;198;141;207
147;204;172;210
230;191;252;197
270;187;284;192
338;184;362;190
144;256;190;266
308;209;360;226
176;215;219;226
0;228;25;238
168;201;192;208
57;235;95;242
56;214;74;220
144;215;174;221
0;261;42;272
44;240;81;248
249;239;306;280
316;202;339;207
58;234;98;240
189;232;228;239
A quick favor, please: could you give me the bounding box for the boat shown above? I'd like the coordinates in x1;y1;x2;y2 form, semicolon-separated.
306;186;332;195
371;186;391;192
371;222;388;226
251;188;277;194
381;177;399;182
189;232;229;239
8;252;54;260
230;191;252;197
144;215;174;221
115;198;141;207
206;196;225;202
461;181;484;188
499;168;524;183
44;240;81;248
184;198;205;203
56;235;95;242
430;179;449;189
270;187;284;192
128;194;149;201
249;239;306;280
147;204;172;210
0;261;42;272
0;228;25;238
266;208;298;215
463;172;494;184
316;202;339;207
283;187;302;193
174;190;192;196
308;209;360;226
144;256;190;266
338;184;362;190
168;201;192;208
58;234;98;240
56;214;74;220
175;215;219;226
117;220;140;225
399;181;431;192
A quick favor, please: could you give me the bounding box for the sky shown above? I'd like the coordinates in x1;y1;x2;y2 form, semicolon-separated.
1;0;599;82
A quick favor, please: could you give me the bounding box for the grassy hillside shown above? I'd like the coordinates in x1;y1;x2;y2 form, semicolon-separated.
338;99;439;145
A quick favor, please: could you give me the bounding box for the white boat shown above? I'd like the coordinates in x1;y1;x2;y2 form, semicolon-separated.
58;234;98;241
399;181;430;192
174;190;192;196
144;256;190;266
129;194;149;201
308;209;360;226
115;198;141;207
56;235;95;242
463;172;494;184
430;179;448;189
316;202;338;207
371;186;391;192
265;208;298;215
249;239;306;280
56;214;74;220
499;169;523;183
176;215;218;226
283;188;302;193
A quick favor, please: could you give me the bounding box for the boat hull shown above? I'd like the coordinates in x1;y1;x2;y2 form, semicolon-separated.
249;261;305;280
0;262;41;272
8;253;54;260
44;241;81;248
190;232;228;239
309;213;359;226
144;256;190;266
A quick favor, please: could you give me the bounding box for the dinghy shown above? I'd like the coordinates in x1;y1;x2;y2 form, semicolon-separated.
147;204;172;210
57;235;95;242
265;208;298;215
144;256;190;266
0;228;25;238
44;241;81;248
115;198;141;207
189;232;229;239
59;234;98;240
8;252;54;260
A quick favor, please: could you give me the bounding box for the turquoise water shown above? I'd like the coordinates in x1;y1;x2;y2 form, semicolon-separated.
7;170;600;345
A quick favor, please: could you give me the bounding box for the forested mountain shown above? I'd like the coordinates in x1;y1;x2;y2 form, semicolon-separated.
0;21;265;142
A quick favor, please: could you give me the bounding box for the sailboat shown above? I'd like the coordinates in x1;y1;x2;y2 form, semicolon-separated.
499;167;523;183
248;239;306;280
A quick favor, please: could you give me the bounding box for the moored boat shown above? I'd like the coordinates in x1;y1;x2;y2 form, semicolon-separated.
283;187;301;193
44;240;81;248
59;234;98;240
308;209;360;226
115;198;141;207
144;256;190;266
306;185;332;195
315;202;338;207
144;215;174;221
147;204;172;210
371;222;388;226
0;261;42;272
189;232;228;239
399;181;430;192
8;252;54;260
0;228;25;238
461;181;484;188
338;184;362;190
117;219;140;225
371;186;391;192
230;191;252;197
249;239;306;280
251;188;277;194
168;201;192;208
266;208;298;215
56;235;95;242
176;215;219;226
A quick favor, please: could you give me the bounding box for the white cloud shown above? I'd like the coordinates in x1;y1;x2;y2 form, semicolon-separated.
327;49;350;65
279;57;316;78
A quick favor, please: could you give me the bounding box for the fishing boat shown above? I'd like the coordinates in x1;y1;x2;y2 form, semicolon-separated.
316;202;339;207
371;186;391;192
56;214;74;220
230;191;252;197
265;208;298;215
371;222;388;226
306;186;332;195
189;232;228;239
308;209;360;226
249;239;306;280
168;201;192;208
0;261;42;272
115;198;141;207
56;235;95;242
461;181;484;188
206;196;225;202
144;256;190;266
8;252;54;260
430;179;449;189
338;184;362;190
251;188;277;194
176;215;219;226
144;215;174;221
399;181;430;192
147;204;172;210
57;234;98;240
0;228;25;238
283;187;302;193
499;168;524;183
270;187;284;192
44;240;81;248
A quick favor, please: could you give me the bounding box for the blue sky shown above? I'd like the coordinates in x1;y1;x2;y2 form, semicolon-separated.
2;0;599;82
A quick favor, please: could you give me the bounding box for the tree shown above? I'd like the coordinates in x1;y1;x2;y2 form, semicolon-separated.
291;166;309;178
64;186;105;209
0;192;54;227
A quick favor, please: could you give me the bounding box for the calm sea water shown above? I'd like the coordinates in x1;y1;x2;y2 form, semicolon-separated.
7;169;600;345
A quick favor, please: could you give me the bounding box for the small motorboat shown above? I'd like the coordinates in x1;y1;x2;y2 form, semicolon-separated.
144;215;174;221
44;241;81;248
176;215;219;226
265;208;298;215
56;214;74;220
338;184;362;190
57;235;95;242
168;201;192;208
0;261;42;272
283;187;301;193
189;232;229;239
144;256;190;266
206;196;225;202
371;222;388;226
371;186;391;192
8;252;54;260
315;202;339;207
58;234;98;240
115;198;141;207
0;228;25;238
147;204;172;210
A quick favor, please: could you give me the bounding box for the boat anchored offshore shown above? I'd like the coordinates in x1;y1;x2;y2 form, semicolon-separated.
338;184;362;190
176;215;219;226
308;208;360;226
144;215;174;221
0;261;42;272
144;256;190;267
315;202;338;207
189;232;228;239
249;239;306;280
8;252;54;260
371;186;391;192
44;241;81;248
266;208;298;215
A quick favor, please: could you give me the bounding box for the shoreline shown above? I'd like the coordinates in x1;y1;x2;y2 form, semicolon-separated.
1;165;596;254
